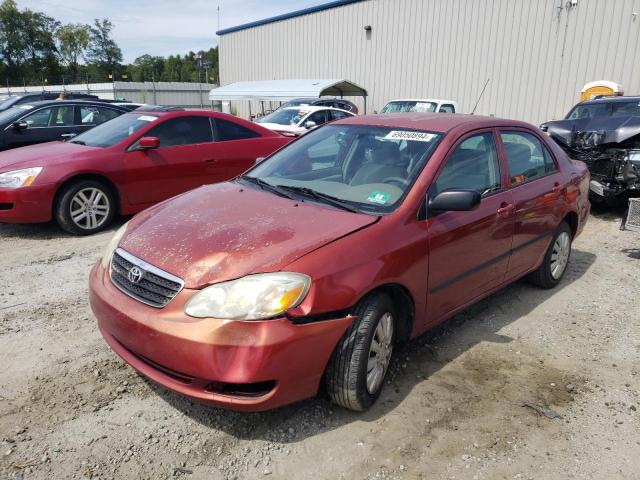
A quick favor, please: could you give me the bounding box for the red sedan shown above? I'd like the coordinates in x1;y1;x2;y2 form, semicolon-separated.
90;114;591;411
0;108;291;234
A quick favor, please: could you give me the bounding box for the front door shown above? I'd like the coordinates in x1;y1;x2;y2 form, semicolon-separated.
426;130;515;324
123;116;214;205
5;105;76;148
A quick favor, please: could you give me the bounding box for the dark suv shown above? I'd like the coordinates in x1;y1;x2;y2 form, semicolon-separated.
0;92;101;112
278;97;358;114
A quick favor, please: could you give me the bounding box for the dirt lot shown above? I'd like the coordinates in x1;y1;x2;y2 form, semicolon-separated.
0;212;638;480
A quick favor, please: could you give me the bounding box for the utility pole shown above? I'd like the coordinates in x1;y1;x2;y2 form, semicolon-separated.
151;71;157;104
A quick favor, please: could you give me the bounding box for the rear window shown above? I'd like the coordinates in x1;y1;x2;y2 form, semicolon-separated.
215;118;261;141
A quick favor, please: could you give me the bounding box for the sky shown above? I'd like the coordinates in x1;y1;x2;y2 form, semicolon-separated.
16;0;329;63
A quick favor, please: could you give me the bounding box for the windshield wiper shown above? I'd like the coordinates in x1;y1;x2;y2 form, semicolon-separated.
239;176;296;200
276;185;360;213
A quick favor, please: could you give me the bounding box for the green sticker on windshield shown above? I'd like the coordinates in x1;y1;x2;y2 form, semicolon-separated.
368;192;389;204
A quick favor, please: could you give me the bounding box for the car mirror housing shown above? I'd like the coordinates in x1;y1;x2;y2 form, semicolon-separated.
138;136;160;150
428;189;481;214
12;121;28;130
304;120;317;129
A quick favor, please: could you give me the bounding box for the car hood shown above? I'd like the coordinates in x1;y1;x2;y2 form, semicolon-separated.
120;182;378;289
544;115;640;148
0;141;101;172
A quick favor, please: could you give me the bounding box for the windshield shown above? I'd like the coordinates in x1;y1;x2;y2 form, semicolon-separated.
243;124;443;214
0;105;31;123
381;101;437;114
280;99;311;109
257;109;309;126
70;113;159;147
0;97;19;111
567;101;640;119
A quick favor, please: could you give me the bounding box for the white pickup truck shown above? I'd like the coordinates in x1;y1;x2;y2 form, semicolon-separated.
380;99;459;114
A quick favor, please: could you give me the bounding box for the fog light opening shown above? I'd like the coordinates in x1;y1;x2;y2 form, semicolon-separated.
204;380;276;398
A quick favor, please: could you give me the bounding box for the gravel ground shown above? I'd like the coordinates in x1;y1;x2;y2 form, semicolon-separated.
0;211;638;480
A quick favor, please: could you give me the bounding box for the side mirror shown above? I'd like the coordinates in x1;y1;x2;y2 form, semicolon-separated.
12;121;28;130
304;120;317;129
428;189;481;213
255;156;266;164
138;136;160;150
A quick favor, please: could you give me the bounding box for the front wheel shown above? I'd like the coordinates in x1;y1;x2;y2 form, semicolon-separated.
325;293;396;411
528;221;572;289
54;180;116;235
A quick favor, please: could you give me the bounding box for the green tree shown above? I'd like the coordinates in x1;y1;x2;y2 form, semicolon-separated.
56;23;90;78
86;18;122;79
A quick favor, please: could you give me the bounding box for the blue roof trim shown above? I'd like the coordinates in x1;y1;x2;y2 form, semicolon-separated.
217;0;364;35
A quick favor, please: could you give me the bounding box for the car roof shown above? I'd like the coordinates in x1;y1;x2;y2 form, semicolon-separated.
577;96;640;105
288;97;352;103
338;113;533;133
16;100;128;108
278;105;352;112
386;99;458;104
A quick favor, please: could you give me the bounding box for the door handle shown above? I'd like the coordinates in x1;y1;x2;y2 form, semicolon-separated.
60;133;77;138
497;202;515;216
551;183;562;193
204;158;217;163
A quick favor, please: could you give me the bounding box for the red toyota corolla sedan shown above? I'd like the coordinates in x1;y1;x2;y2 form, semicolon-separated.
90;114;591;412
0;108;291;234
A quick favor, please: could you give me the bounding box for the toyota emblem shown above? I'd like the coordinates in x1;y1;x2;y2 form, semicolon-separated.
128;266;144;284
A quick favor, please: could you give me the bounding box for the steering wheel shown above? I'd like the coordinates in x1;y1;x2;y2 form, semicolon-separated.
382;176;409;188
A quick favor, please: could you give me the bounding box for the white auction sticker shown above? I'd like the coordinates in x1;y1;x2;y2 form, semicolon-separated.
137;115;159;122
385;130;436;142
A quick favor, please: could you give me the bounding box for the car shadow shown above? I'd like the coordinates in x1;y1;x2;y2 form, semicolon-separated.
144;248;596;442
621;248;640;259
0;216;129;240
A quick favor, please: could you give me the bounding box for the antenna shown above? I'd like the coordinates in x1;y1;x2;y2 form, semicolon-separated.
471;78;491;115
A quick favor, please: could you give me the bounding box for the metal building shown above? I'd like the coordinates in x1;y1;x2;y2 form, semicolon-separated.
217;0;640;124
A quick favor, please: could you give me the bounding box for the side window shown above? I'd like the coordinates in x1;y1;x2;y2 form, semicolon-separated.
80;106;121;125
146;116;213;147
214;118;261;141
432;132;501;196
500;131;557;186
439;104;455;113
23;106;74;127
306;110;327;126
329;110;350;121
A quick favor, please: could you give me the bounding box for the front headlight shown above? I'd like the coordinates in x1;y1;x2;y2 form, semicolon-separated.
0;167;43;188
185;272;311;320
101;222;129;269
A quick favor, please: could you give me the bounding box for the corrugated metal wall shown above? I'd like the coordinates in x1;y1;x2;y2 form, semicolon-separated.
219;0;640;124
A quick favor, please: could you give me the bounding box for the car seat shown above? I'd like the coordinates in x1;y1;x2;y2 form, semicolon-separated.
349;140;408;185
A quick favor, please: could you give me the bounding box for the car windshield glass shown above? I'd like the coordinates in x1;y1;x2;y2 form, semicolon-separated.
0;97;18;110
0;105;30;123
566;103;610;119
243;124;443;214
381;101;437;113
70;113;159;147
256;109;308;126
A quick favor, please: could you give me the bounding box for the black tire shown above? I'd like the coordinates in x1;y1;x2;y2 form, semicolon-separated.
528;221;572;289
325;293;396;411
54;180;116;235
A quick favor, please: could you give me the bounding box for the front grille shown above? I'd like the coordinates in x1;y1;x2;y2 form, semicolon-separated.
109;248;184;308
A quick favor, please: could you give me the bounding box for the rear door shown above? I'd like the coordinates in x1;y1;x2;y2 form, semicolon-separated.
427;130;515;323
75;105;123;135
123;115;214;205
497;129;565;278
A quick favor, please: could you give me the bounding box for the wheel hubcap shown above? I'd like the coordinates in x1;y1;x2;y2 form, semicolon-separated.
366;312;394;394
70;188;110;230
550;231;571;279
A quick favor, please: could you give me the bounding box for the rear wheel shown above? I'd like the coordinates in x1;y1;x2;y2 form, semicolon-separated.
325;293;396;411
528;221;572;289
54;180;115;235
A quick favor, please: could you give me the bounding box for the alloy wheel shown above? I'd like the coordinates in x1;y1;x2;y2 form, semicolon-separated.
366;312;394;394
550;231;571;279
70;187;110;230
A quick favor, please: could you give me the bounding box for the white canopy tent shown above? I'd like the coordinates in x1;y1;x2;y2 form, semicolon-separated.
209;79;368;114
